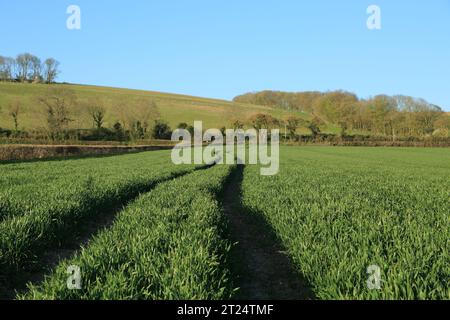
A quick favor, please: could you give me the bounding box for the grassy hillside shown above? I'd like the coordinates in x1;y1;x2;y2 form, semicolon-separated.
0;82;315;132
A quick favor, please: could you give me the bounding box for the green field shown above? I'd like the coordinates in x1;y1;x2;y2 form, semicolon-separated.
0;146;449;300
0;82;313;132
22;165;234;300
243;147;450;299
0;151;199;277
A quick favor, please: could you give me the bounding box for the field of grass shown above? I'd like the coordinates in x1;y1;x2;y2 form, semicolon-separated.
0;82;312;132
242;147;450;299
0;150;198;279
22;165;234;300
0;146;448;300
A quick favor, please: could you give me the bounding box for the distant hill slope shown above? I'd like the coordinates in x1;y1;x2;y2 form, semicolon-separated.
0;82;311;131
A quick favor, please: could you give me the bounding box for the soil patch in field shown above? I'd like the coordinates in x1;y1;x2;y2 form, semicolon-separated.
222;165;315;300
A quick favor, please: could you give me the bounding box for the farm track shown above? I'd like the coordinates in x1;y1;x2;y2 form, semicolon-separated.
222;165;315;300
1;164;215;300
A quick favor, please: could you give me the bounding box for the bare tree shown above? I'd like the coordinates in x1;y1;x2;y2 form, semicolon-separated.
30;56;42;82
231;119;244;130
112;100;127;133
38;87;76;138
86;98;106;129
16;53;34;82
133;98;160;133
308;116;324;138
0;56;15;81
43;58;60;83
124;98;160;138
286;116;302;140
8;100;21;132
249;113;279;131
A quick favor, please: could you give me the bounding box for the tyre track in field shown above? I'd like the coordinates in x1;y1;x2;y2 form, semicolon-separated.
222;165;315;300
1;164;215;300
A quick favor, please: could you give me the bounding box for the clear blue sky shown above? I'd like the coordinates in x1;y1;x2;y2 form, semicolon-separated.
1;0;449;110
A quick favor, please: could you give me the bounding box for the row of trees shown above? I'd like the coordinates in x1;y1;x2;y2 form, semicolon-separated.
2;86;449;142
243;113;323;139
0;53;60;83
234;91;450;138
0;87;169;141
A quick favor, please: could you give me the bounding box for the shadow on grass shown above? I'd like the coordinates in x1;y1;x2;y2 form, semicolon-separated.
0;164;213;300
221;165;315;300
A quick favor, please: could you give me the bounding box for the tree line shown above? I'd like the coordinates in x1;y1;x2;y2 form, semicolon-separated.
234;90;450;139
1;83;449;144
0;53;60;83
0;87;175;142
